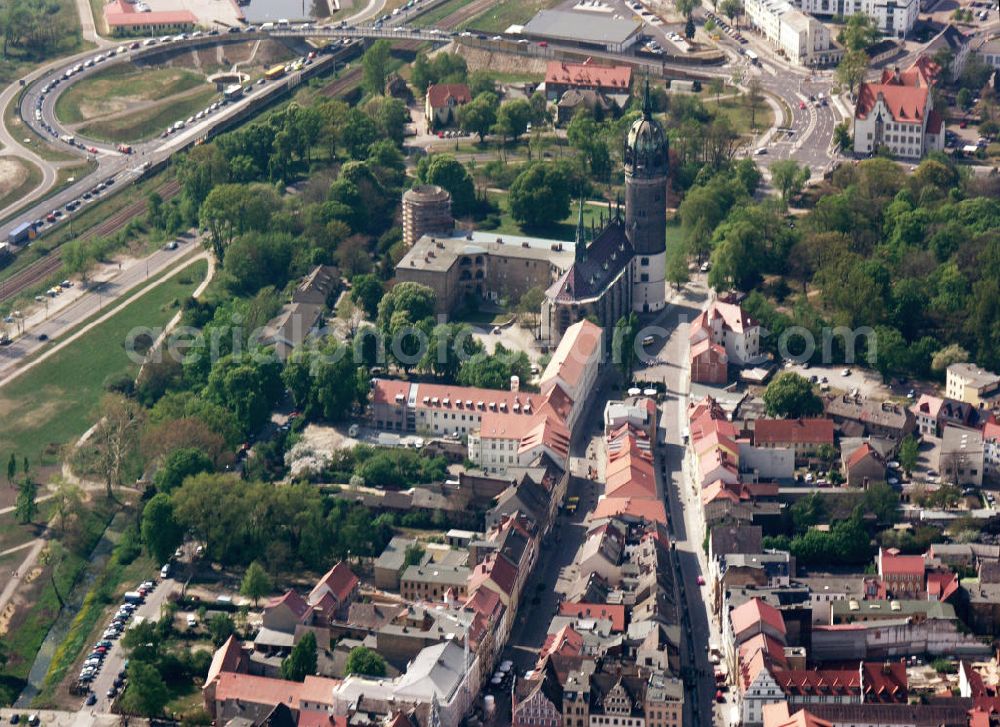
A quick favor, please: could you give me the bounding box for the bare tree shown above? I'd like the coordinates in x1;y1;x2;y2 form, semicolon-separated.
93;394;145;498
746;79;764;130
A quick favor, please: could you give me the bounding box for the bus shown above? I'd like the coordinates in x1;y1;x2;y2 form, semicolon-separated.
744;49;759;64
223;83;244;102
264;64;286;81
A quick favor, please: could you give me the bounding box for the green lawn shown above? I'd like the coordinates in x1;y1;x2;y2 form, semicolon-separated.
0;260;208;467
460;0;562;31
77;87;220;144
703;94;775;136
0;502;54;555
56;66;209;126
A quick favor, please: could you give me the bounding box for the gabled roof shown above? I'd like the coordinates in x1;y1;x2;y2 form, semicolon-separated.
754;419;834;446
731;597;786;638
708;300;759;335
540;319;603;391
591;496;667;525
540;623;584;660
856;82;929;123
426;83;471;108
309;562;358;606
845;442;881;470
879;548;925;577
206;635;245;686
545;60;632;90
470;552;519;598
267;590;311;619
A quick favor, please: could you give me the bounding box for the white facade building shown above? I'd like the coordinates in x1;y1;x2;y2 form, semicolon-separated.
796;0;917;38
853;63;945;158
744;0;841;66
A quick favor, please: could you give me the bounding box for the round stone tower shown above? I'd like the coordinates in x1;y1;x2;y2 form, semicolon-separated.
623;81;668;313
402;184;454;248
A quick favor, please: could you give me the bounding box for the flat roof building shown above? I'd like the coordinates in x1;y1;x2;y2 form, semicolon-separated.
522;9;643;52
946;362;1000;406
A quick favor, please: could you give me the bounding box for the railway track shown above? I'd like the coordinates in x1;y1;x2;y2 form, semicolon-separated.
438;0;494;30
320;67;363;98
0;179;183;305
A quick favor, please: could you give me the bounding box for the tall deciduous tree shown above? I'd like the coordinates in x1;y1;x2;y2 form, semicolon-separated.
361;40;392;95
282;631;318;681
93;394;145;497
763;372;823;418
141;493;184;564
240;561;271;606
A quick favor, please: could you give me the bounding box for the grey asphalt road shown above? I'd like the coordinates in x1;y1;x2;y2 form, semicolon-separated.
639;276;719;726
0;240;203;382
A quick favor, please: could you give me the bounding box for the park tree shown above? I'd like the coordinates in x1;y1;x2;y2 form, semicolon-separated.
763;372;823;418
458;92;499;142
837;12;878;51
350;274;383;319
153;448;214;494
361;40;392;95
612;312;639;380
666;244;690;290
14;478;37;524
283;340;365;421
120;661;170;717
50;478;82;536
364;95;409;145
141;493;184;564
93;394;145;497
224;232;295;296
745;79;764;129
508;163;571;228
720;0;742;27
931;344;969;376
833;122;852;151
836;50;868;97
199;183;280;263
240;561;272;607
899;435;920;476
208;613;236;647
458;344;531;389
493;98;533;143
282;632;318;681
420;322;481;381
6;453;14;484
376;281;437;331
770;159;810;202
205;355;284;435
417;154;476;217
685;14;696;40
345;646;387;677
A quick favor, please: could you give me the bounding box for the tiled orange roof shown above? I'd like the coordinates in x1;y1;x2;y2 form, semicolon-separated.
754;419;834;446
545;60;632;90
731;597;786;638
426;83;471;108
558;602;627;632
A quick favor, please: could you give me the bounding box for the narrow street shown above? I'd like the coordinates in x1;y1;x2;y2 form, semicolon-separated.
640;276;719;726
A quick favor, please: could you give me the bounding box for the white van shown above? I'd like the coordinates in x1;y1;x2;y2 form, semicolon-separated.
160;563;171;579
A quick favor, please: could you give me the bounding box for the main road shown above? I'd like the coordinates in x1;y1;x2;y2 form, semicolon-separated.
636;275;720;726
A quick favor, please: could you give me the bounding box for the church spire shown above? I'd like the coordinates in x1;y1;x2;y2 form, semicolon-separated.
642;77;652;119
574;196;587;263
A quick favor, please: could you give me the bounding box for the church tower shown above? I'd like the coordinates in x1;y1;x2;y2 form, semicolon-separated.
623;80;668;313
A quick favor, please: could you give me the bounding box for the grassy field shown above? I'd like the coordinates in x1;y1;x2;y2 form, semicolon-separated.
77;87;220;144
56;66;209;126
704;94;775;136
0;260;208;467
460;0;560;31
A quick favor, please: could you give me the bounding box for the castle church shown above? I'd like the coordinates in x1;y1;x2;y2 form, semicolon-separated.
396;83;670;346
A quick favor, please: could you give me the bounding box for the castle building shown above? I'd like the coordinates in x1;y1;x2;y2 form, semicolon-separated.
402;184;454;248
396;83;670;345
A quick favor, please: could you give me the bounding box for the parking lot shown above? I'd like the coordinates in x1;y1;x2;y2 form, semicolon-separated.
74;566;179;712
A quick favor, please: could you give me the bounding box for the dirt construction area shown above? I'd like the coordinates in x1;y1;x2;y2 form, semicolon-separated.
0;158;33;199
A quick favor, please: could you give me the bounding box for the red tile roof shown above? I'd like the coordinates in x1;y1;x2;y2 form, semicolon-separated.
212;672;340;710
267;590;311;619
591;496;667;524
470;552;519;598
558;602;627;632
845;442;877;470
297;710;348;727
731;597;787;639
309;562;358;606
426;83;471;109
545;60;632;90
206;635;245;686
754;419;834;447
879;548;925;577
774;668;860;697
540;623;584;660
540;319;603;391
860;661;908;701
